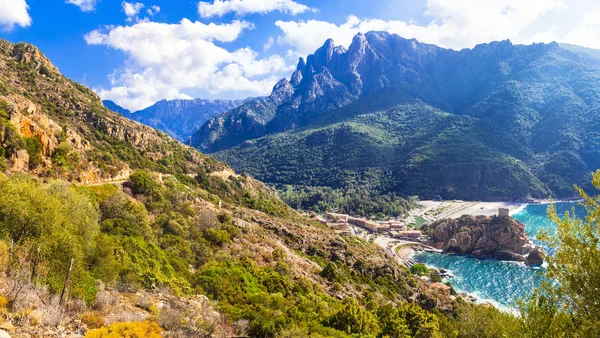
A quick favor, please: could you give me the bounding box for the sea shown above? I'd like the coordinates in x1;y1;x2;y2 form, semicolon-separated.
412;201;585;310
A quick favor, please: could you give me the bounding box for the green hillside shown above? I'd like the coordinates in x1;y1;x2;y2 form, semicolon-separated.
214;92;550;202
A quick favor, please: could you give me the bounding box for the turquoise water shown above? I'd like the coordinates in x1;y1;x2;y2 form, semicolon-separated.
413;202;585;308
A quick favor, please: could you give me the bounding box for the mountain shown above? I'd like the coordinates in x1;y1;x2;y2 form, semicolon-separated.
103;98;245;142
191;31;600;201
102;99;131;115
0;39;493;337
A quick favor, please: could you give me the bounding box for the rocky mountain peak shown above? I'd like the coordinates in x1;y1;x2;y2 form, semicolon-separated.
296;57;306;70
1;40;59;75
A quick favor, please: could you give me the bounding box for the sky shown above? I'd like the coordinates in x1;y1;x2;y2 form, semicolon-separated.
1;0;600;111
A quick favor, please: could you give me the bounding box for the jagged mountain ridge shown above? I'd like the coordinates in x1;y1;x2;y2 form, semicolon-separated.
191;31;600;200
103;98;246;142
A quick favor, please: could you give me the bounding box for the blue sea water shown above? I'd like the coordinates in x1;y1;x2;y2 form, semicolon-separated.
413;201;585;308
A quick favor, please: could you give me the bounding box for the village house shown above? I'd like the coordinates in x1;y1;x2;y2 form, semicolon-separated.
383;220;405;231
348;217;383;232
392;230;423;240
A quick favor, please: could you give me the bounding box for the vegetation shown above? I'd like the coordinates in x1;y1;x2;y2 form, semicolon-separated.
410;264;429;277
518;170;600;336
278;184;418;218
85;321;163;338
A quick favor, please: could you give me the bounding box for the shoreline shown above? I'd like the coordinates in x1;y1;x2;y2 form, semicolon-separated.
417;200;526;219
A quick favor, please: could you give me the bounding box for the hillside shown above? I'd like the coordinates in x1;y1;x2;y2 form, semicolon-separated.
104;98;245;142
192;32;600;201
0;39;522;337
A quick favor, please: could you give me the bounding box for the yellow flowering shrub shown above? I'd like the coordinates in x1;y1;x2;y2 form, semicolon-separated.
84;321;162;338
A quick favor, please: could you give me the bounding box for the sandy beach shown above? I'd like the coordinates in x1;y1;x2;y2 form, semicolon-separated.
417;200;526;219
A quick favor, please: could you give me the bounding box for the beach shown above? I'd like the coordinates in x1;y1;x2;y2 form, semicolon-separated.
417;200;526;219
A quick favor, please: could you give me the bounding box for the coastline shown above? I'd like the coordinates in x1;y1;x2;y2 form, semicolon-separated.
417;200;526;219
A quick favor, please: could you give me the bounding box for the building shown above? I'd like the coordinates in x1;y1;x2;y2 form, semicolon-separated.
498;208;510;218
326;212;349;222
376;222;391;233
383;221;405;231
393;230;422;240
349;217;379;232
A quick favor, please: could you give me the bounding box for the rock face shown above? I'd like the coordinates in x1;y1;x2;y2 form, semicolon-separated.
422;215;534;262
9;149;29;172
526;247;545;267
105;98;246;142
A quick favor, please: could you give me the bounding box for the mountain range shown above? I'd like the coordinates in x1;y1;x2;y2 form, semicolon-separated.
103;98;246;142
189;31;600;201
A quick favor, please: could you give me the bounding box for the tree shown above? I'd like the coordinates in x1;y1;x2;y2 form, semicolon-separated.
326;298;380;336
522;170;600;336
376;304;412;338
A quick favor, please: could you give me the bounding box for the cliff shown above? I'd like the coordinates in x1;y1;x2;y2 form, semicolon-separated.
421;214;534;262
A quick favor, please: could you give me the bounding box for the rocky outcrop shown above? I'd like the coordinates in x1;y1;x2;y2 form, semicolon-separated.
9;149;29;172
526;247;545;267
422;215;534;262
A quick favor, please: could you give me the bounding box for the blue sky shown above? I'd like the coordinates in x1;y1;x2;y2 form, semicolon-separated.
1;0;600;110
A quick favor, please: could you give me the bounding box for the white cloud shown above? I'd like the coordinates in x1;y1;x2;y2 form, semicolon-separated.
147;5;160;16
86;19;295;111
263;36;275;52
198;0;314;18
276;0;567;54
0;0;31;30
66;0;98;12
123;2;144;22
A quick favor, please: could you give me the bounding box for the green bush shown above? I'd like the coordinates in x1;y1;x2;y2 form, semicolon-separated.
24;137;43;168
326;298;380;336
410;264;429;276
203;228;231;246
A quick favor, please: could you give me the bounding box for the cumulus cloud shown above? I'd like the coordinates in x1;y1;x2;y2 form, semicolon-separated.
0;0;31;30
86;19;295;111
66;0;98;12
123;2;144;22
276;0;566;54
198;0;314;18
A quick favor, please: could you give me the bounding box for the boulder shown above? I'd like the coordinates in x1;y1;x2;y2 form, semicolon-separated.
0;322;14;331
526;247;545;267
9;149;29;172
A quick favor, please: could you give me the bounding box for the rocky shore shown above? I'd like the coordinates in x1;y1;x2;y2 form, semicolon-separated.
421;214;543;265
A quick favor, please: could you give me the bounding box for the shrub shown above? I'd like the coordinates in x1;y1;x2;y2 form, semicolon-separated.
82;311;105;329
326;297;380;335
204;229;231;246
84;321;162;338
23;137;43;168
129;171;157;195
410;264;429;276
